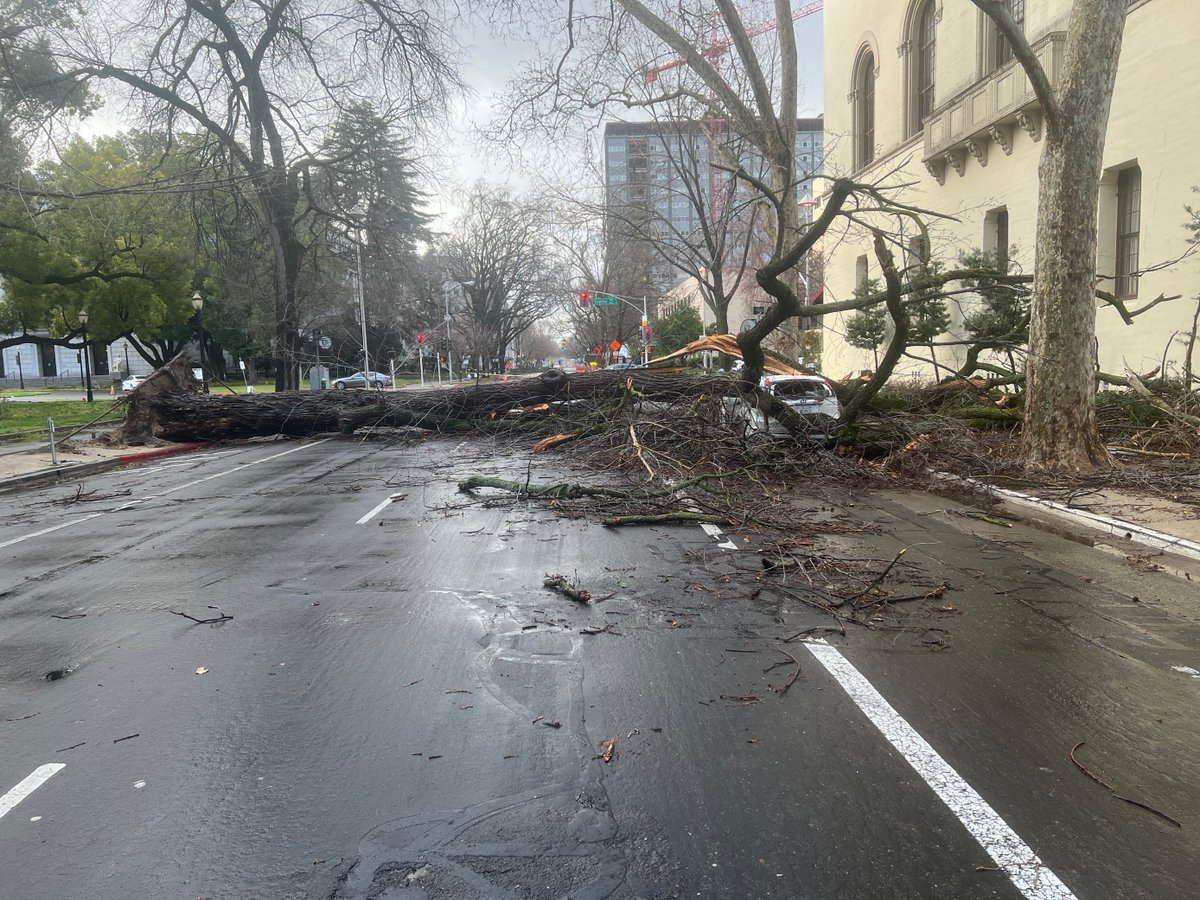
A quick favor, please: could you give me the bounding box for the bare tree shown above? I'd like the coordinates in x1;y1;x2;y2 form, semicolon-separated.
440;186;563;373
40;0;457;389
497;1;826;383
972;0;1128;471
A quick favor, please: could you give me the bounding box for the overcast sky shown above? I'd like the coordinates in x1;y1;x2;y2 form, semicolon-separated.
76;7;825;228
426;9;825;224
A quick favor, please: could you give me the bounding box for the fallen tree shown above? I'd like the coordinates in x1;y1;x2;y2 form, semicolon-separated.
113;354;748;443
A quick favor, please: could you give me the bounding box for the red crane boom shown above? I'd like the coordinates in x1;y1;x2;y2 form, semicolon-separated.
643;1;824;83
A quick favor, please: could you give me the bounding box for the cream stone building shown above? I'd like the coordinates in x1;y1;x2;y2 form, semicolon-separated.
818;0;1200;382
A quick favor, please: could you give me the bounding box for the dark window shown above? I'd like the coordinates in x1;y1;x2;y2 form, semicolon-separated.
91;343;109;376
855;51;876;169
39;343;57;377
995;209;1009;270
994;0;1026;69
1115;166;1142;298
915;1;937;130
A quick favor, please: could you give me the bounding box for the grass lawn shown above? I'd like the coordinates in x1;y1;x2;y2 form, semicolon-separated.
0;399;125;438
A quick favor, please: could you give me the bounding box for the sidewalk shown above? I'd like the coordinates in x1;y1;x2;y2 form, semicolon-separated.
0;437;210;493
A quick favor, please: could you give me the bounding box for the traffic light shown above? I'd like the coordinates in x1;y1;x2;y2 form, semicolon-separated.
416;332;425;345
578;291;590;307
643;324;653;339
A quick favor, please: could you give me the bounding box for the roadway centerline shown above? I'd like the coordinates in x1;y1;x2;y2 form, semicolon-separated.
1;439;332;551
804;640;1076;900
0;765;65;822
150;438;332;498
0;514;105;551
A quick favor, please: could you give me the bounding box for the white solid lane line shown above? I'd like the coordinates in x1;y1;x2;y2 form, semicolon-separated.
1;440;332;552
0;514;105;551
356;492;404;525
0;765;65;822
805;641;1076;900
153;438;332;498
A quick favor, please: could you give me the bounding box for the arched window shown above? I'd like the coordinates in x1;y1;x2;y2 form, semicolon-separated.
854;50;876;170
914;1;937;133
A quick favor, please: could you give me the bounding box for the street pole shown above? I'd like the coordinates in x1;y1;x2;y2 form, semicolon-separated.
77;310;93;402
356;240;370;381
313;332;320;391
443;282;454;383
15;351;23;389
419;347;425;387
191;291;208;392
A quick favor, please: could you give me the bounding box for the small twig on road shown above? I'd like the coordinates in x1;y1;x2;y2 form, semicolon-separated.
602;511;728;527
1070;741;1182;828
51;614;87;620
781;625;845;642
113;733;140;744
767;644;802;696
4;713;38;722
170;610;233;625
846;548;908;607
56;742;86;752
544;575;592;603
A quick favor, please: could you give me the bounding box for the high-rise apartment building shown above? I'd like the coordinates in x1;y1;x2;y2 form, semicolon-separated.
604;118;825;294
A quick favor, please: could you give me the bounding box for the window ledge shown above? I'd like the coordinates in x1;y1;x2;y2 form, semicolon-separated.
922;31;1066;184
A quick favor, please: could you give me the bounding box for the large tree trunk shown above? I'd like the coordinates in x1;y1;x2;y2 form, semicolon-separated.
973;0;1128;471
1022;0;1127;470
117;369;732;443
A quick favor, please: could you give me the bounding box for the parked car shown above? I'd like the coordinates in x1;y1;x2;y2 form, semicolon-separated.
331;371;392;390
728;374;841;444
608;361;638;370
121;374;148;391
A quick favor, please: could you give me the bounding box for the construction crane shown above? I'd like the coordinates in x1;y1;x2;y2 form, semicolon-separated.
643;1;823;83
640;2;823;235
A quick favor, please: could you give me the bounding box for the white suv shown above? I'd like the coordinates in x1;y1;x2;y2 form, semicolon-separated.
729;374;841;443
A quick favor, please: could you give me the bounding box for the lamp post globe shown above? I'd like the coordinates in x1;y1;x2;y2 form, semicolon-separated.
77;310;93;403
191;291;208;392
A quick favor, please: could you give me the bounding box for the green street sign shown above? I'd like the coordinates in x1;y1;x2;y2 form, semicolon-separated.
591;295;618;305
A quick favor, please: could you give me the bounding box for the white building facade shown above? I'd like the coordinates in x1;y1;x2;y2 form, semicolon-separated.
819;0;1199;381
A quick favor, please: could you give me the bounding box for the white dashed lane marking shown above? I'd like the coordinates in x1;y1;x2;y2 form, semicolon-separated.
805;640;1076;900
0;765;65;822
356;492;405;525
699;522;740;550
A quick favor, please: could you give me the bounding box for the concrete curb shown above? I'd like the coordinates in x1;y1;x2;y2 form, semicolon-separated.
0;441;212;495
933;471;1200;564
988;484;1200;563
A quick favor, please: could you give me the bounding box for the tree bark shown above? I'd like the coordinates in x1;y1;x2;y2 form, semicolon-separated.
974;0;1128;471
117;368;735;443
1021;0;1127;470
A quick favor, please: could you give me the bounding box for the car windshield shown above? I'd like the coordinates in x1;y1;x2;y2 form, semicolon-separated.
771;380;830;399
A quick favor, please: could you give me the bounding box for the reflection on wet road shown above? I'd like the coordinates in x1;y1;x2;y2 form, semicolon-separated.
0;435;1197;899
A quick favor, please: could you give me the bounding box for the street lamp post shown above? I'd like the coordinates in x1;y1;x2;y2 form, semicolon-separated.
77;310;93;402
356;238;369;383
191;291;208;392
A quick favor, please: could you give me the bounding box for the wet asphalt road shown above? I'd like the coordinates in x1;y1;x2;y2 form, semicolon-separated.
1;435;1198;899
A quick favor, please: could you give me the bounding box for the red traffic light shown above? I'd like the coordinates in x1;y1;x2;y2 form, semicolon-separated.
416;332;425;344
579;291;590;307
